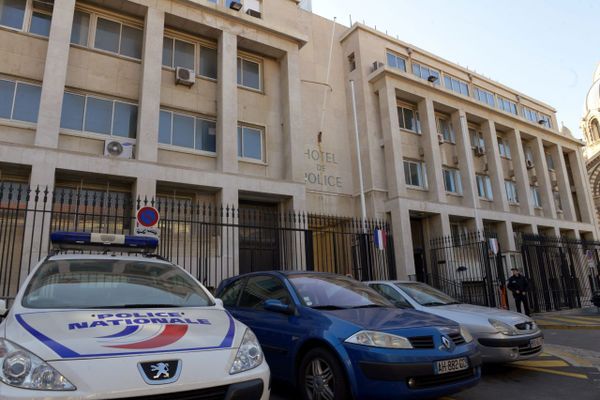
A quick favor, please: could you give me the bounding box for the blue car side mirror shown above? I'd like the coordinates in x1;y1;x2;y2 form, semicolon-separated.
264;299;294;315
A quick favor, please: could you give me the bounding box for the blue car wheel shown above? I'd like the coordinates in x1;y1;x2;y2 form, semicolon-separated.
298;347;350;400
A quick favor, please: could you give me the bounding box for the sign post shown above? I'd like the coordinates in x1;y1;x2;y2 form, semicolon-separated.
135;206;160;238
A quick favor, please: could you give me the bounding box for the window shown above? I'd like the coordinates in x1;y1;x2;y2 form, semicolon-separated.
219;278;245;307
237;56;261;90
505;180;518;204
369;284;412;308
238;275;291;309
199;46;217;79
94;17;142;60
60;91;138;138
238;124;264;160
546;153;555;170
538;114;552;129
524;146;534;163
476;175;493;200
411;62;440;85
386;51;406;72
443;168;462;194
522;106;539;123
158;109;216;153
397;105;421;133
437;117;455;143
0;79;42;123
0;0;26;30
443;75;469;96
451;223;468;246
348;52;356;71
497;96;518;115
29;0;53;37
531;186;542;208
474;87;495;107
70;10;89;46
554;191;562;211
162;36;194;70
469;128;485;150
498;137;511;159
404;160;427;188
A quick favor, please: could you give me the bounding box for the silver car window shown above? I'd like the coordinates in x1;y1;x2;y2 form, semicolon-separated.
395;282;458;306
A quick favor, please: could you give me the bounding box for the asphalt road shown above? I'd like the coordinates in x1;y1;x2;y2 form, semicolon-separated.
270;328;600;400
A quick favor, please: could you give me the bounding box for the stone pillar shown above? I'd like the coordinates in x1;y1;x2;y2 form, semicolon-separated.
451;110;478;209
376;78;406;198
34;0;76;148
569;149;595;224
497;220;516;252
281;47;303;183
390;203;415;279
418;98;445;203
218;186;239;281
133;176;157;205
550;144;576;221
530;137;556;218
506;129;533;215
217;31;238;174
481;120;509;212
136;8;164;162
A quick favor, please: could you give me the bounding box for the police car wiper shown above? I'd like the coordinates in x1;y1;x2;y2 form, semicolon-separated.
99;304;183;309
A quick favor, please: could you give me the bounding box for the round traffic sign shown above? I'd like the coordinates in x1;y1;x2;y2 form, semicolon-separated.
137;206;160;227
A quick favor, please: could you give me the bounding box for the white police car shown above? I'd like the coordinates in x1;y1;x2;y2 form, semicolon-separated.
0;232;269;399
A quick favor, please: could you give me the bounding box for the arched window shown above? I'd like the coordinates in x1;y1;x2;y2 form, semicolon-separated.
592;119;600;142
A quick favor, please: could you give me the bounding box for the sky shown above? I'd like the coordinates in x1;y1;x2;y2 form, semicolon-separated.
312;0;600;139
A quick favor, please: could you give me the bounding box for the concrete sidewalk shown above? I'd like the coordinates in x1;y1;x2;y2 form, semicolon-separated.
533;307;600;330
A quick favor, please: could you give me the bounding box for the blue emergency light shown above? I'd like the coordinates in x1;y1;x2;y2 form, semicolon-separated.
50;231;159;253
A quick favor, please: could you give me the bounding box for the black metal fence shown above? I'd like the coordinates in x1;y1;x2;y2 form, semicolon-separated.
521;234;600;312
0;184;396;302
428;231;507;308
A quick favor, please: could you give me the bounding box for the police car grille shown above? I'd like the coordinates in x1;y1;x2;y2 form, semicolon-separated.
408;336;435;349
448;332;466;346
407;368;476;389
122;385;229;400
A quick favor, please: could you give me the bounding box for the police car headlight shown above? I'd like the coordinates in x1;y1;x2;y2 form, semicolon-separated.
345;330;413;349
459;325;474;343
229;329;264;375
489;319;518;336
0;338;75;391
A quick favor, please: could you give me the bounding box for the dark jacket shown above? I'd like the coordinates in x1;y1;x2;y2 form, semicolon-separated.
507;274;529;294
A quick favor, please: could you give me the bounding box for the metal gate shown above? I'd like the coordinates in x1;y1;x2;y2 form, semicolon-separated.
521;234;600;312
429;231;507;308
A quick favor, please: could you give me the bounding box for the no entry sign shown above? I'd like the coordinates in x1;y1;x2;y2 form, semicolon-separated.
137;206;160;227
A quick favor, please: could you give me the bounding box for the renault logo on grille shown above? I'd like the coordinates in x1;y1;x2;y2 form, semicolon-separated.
138;360;182;385
440;335;455;352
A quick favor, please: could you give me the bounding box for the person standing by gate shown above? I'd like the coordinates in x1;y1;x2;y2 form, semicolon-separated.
507;268;530;315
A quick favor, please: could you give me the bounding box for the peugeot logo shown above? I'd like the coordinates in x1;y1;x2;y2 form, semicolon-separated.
138;360;182;385
440;335;455;352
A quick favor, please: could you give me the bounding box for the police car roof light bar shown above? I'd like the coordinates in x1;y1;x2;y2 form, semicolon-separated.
50;232;159;254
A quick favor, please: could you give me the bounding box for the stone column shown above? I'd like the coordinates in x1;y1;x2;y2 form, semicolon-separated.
569;149;595;224
451;110;478;209
218;186;239;281
389;203;415;279
376;78;406;199
418;98;445;203
281;46;303;183
34;0;76;148
550;144;576;221
217;31;238;174
506;129;533;215
530;136;556;218
481;120;509;212
497;220;516;252
133;176;157;205
136;8;164;162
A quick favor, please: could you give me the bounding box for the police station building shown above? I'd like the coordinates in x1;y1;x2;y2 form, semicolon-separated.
0;0;598;307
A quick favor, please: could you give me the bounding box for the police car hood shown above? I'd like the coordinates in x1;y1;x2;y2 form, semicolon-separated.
5;307;239;361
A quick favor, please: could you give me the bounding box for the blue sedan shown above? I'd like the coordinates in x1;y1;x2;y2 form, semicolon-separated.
216;272;481;400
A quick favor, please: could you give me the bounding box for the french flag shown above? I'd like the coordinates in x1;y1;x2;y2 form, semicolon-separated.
374;228;387;250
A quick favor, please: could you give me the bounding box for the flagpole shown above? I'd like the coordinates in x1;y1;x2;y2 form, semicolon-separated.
350;80;367;234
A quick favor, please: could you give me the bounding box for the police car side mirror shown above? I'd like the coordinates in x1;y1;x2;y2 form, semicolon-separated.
214;298;224;308
0;300;7;318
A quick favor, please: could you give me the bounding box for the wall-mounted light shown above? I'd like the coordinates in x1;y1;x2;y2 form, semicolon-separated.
427;75;438;83
538;119;546;125
229;1;243;11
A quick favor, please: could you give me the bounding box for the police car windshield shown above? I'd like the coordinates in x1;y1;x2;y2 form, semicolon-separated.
22;259;214;309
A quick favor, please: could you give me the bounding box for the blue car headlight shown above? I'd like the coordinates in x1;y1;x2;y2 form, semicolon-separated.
345;330;413;349
460;325;474;343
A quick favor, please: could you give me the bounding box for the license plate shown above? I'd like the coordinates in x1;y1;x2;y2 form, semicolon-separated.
530;337;544;348
435;357;469;375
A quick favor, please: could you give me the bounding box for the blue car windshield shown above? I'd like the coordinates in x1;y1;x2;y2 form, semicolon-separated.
288;274;392;309
22;259;214;309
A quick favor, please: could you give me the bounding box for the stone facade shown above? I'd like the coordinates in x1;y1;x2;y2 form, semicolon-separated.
0;0;597;280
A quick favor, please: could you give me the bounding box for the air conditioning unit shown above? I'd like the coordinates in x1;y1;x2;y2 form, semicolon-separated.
526;159;534;169
175;67;195;86
418;147;425;158
438;134;445;144
453;155;459;165
372;61;384;72
104;139;134;159
474;146;485;157
246;8;261;18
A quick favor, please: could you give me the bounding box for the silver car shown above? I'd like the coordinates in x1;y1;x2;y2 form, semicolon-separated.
366;280;543;363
